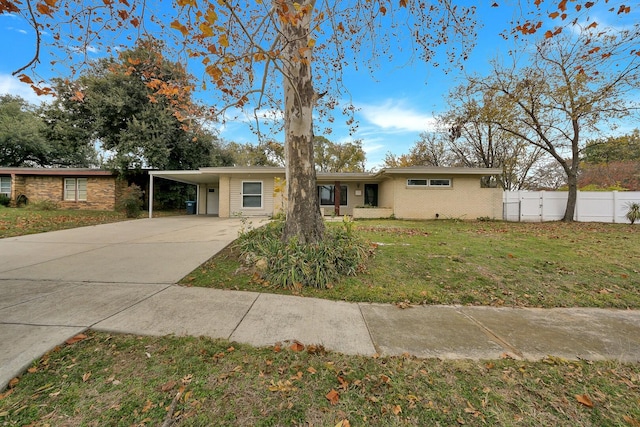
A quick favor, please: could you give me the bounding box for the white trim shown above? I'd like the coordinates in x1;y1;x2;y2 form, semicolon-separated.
0;176;11;196
241;180;263;209
64;177;88;201
406;178;452;188
407;179;428;187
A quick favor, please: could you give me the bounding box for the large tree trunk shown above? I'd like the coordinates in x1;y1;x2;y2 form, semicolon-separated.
563;169;578;222
280;0;325;243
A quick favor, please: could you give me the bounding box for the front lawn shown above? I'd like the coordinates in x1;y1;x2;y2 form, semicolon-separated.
1;331;638;426
182;220;640;309
0;207;184;238
0;207;129;238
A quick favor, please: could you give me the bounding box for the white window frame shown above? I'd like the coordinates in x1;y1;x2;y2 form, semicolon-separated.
407;179;428;187
241;180;263;209
64;178;88;201
318;184;348;206
429;178;451;187
0;176;11;196
407;178;451;188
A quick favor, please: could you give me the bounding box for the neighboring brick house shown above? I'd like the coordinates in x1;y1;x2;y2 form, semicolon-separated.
0;168;127;211
148;166;504;220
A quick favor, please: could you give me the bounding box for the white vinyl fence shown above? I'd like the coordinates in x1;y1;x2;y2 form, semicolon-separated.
503;191;640;223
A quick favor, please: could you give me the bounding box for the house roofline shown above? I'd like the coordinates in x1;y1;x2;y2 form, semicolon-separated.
374;167;503;177
0;167;115;176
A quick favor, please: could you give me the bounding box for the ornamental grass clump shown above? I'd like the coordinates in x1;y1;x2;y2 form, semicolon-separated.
236;218;373;290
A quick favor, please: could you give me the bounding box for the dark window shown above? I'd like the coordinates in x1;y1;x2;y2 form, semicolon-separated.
318;185;347;206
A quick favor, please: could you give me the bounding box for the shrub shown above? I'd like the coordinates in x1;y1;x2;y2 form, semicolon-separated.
117;184;144;218
25;199;59;211
625;202;640;225
236;218;374;290
0;194;10;207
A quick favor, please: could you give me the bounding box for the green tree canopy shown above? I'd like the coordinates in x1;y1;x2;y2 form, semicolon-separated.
314;136;366;173
0;95;49;167
40;38;223;174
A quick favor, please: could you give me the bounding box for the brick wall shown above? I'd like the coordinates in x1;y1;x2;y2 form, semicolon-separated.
20;175;120;211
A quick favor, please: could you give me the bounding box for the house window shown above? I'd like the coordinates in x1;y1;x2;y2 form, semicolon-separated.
64;178;87;201
407;178;451;187
242;181;262;208
0;177;10;196
429;179;451;187
318;185;347;206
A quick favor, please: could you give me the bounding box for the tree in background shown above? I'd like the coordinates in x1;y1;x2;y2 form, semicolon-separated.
0;95;48;167
582;130;640;164
314;136;366;173
578;130;640;190
465;26;639;221
222;140;284;167
443;86;545;190
383;132;450;168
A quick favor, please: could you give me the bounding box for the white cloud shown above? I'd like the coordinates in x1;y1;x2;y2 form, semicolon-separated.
0;73;53;105
6;27;27;34
359;99;438;133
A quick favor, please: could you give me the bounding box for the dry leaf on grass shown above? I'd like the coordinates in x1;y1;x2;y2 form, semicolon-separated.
290;341;305;352
326;389;340;405
65;334;88;345
575;394;594;408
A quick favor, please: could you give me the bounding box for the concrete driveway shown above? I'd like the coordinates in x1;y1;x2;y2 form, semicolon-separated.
0;216;254;389
0;216;252;284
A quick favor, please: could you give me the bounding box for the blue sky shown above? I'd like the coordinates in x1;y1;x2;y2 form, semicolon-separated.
1;1;638;169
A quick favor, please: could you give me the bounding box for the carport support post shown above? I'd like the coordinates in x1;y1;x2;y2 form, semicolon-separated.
196;184;200;215
148;173;154;219
334;180;340;216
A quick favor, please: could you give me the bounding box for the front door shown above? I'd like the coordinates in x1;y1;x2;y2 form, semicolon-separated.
206;187;219;215
364;184;378;207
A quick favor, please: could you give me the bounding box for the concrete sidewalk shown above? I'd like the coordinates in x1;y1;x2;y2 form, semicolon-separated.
2;216;640;391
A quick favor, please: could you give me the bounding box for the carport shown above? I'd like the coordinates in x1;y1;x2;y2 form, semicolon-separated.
148;170;220;218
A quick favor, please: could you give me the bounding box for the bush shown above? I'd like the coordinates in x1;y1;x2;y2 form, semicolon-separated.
25;199;59;211
0;194;10;207
236;218;374;290
625;202;640;225
117;184;144;218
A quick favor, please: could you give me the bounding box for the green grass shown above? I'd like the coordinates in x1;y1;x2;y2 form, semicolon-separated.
1;331;639;426
182;219;640;309
0;207;184;239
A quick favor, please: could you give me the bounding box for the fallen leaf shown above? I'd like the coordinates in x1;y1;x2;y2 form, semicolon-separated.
392;404;402;415
326;389;340;405
65;334;88;345
0;389;14;400
575;394;594;408
338;376;349;391
290;341;305;352
161;380;177;392
82;372;92;382
307;366;317;374
142;399;154;413
27;367;38;373
335;420;351;427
